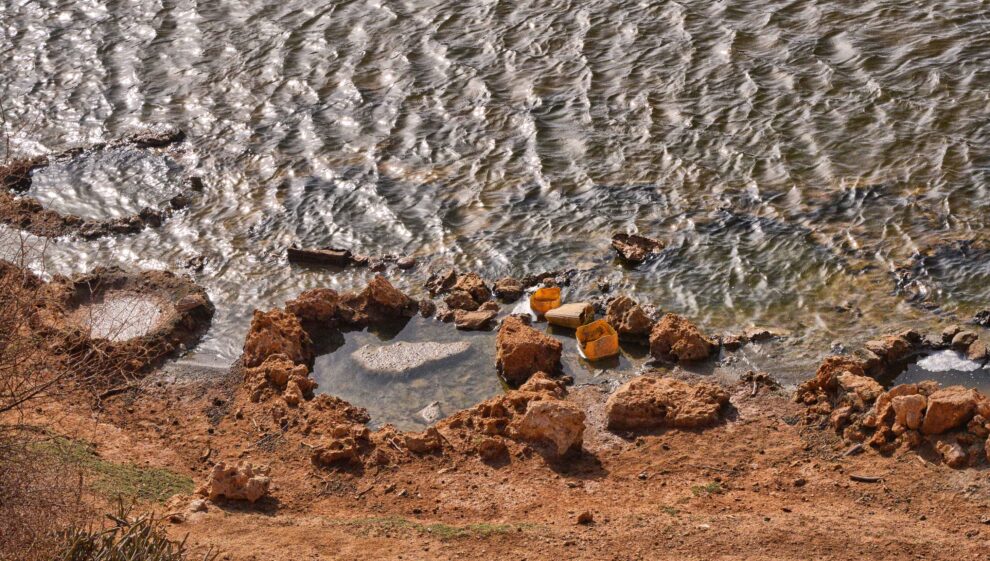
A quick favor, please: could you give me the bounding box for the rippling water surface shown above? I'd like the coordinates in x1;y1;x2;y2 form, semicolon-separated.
3;1;990;421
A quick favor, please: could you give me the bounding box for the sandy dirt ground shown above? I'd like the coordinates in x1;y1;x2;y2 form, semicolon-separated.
34;362;990;561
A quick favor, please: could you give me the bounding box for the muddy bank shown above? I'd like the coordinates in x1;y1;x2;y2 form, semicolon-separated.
0;260;214;384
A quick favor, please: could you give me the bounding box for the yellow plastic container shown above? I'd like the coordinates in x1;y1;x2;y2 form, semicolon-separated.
529;287;561;317
576;320;620;361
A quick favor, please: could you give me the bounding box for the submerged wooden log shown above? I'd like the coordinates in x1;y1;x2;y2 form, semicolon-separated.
287;246;354;267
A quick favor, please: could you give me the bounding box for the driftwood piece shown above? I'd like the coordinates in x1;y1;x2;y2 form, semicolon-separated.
287;246;354;267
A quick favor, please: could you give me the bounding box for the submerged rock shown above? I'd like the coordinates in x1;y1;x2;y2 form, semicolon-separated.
611;233;663;264
198;462;270;503
425;268;458;296
351;341;471;375
605;376;729;431
605;296;654;340
496;316;563;385
649;314;716;363
494;277;524;302
454;309;497;330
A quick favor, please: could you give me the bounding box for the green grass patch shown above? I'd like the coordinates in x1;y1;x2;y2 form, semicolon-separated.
690;482;725;497
35;437;193;504
661;506;679;517
334;516;529;540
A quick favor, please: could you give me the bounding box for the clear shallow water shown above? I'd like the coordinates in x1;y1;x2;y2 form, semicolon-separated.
26;147;187;220
3;1;990;413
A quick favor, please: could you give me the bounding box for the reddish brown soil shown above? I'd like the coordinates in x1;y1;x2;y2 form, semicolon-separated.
33;366;990;561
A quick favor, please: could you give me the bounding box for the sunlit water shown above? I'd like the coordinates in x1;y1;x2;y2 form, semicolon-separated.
2;1;990;424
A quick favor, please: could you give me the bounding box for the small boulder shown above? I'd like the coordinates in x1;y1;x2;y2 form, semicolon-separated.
453;272;491;304
285;288;340;323
605;296;654;340
611;233;663;264
605;376;729;430
198;462;270;503
649;314;715;362
935;439;967;468
419;299;437;318
404;427;443;454
967;340;989;362
454;309;497;330
951;330;978;349
341;275;418;325
396;257;416;270
921;386;979;435
508;400;585;458
741;326;789;343
496;316;563;385
444;290;480;311
425;268;458;296
494;278;524;302
891;394;927;431
837;372;884;403
242;309;313;368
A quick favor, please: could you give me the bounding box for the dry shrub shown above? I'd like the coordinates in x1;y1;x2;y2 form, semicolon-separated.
0;237;87;561
55;503;216;561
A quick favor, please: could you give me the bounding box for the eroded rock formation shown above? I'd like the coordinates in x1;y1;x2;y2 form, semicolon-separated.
649;314;716;363
605;376;730;431
496;316;563;385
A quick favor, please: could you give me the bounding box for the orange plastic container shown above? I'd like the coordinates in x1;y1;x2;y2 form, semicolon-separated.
576;320;620;361
529;287;561;317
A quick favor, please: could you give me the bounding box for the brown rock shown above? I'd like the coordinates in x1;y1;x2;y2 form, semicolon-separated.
198;462;270;503
454;309;497;330
425;268;457;296
605;296;654;340
453;272;491;303
921;386;979;435
941;324;962;345
419;299;437;318
837;372;884;403
721;334;743;351
797;356;867;396
649;314;715;362
935;439;968;468
891;394;927;431
952;331;978;349
242;309;313;368
611;233;663;264
311;437;359;466
865;334;916;364
967;340;989;362
508;400;585;458
479;300;500;312
444;290;480;311
404;427;443;454
496;316;563;385
285;288;340;323
340;275;418;325
576;511;594;525
396;257;416;270
967;415;989;438
494;277;524;302
742;326;789;343
605;376;729;431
